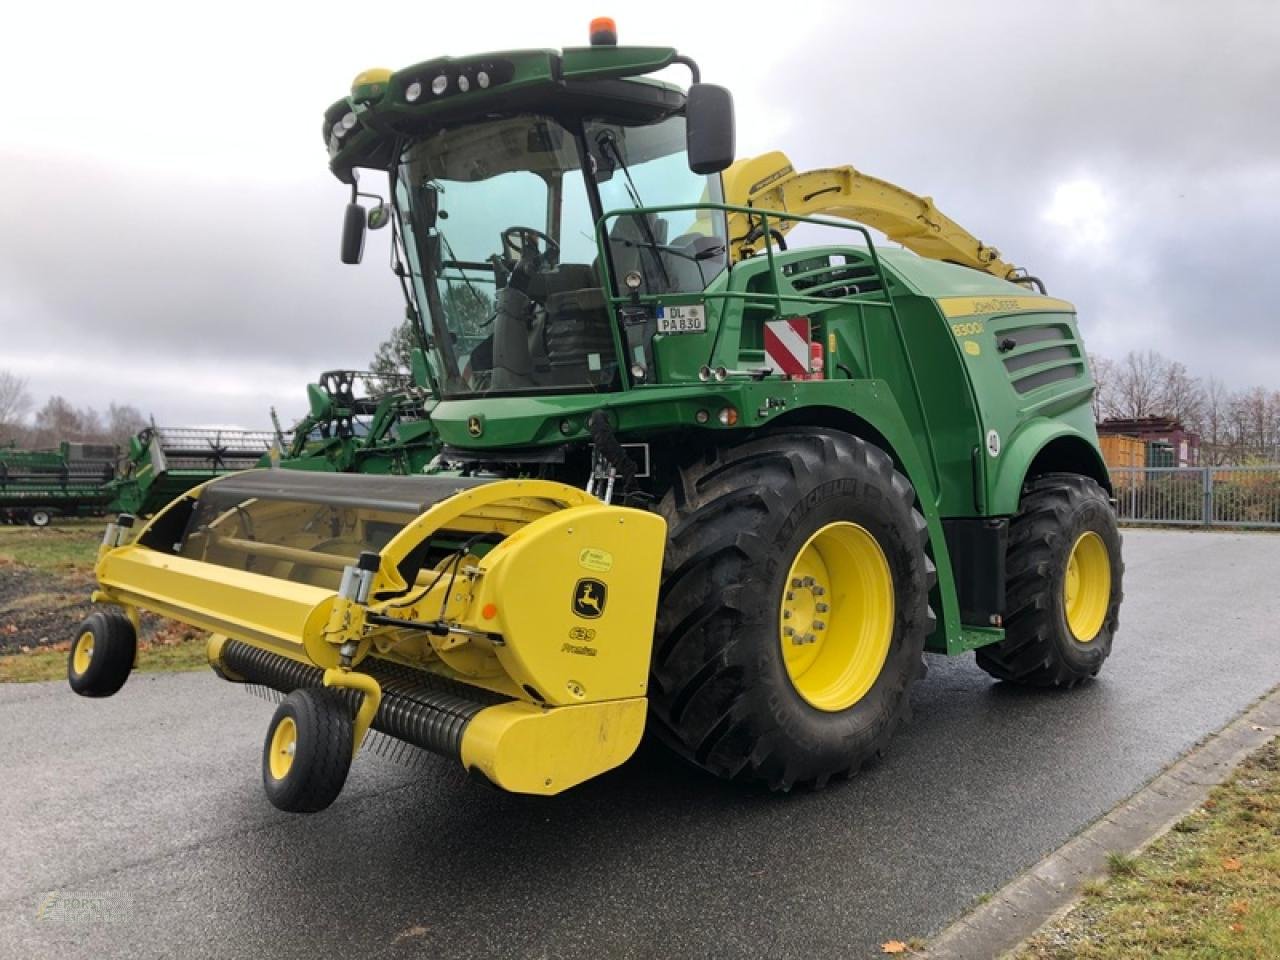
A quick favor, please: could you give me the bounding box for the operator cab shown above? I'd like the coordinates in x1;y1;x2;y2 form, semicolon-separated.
396;109;729;397
330;29;735;401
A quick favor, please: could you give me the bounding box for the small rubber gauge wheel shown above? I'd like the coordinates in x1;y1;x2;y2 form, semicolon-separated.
67;609;137;698
261;688;354;813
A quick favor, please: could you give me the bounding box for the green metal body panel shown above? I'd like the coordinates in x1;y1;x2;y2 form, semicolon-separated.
109;466;219;518
321;44;1110;657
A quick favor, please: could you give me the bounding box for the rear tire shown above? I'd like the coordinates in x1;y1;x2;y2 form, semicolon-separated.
262;688;353;813
976;474;1123;686
67;610;137;697
651;429;935;790
30;510;51;527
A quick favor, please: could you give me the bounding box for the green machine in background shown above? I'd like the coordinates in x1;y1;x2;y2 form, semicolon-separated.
110;426;275;517
68;20;1124;811
2;431;274;524
0;442;117;525
270;367;440;475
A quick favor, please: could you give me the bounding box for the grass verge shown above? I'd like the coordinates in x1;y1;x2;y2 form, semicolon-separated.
1015;737;1279;959
0;519;102;571
0;633;210;683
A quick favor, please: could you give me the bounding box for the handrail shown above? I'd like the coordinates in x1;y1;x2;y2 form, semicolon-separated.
592;200;944;495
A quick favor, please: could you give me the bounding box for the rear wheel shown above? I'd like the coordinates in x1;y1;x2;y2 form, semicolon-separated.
976;474;1123;686
262;688;353;813
67;609;137;697
30;510;51;527
651;429;935;790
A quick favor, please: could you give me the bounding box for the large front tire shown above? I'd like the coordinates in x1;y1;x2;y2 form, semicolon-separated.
651;429;934;790
976;474;1123;686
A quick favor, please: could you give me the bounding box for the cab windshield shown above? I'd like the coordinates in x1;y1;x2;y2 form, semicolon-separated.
395;111;727;398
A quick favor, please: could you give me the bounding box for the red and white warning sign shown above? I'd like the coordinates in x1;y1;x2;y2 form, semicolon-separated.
764;317;822;379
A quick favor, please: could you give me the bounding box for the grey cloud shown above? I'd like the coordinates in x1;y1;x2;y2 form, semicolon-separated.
754;1;1279;384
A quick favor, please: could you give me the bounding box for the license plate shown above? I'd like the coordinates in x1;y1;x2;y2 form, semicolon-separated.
656;304;706;334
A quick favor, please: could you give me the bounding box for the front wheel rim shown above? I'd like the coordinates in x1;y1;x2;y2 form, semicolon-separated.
1064;531;1111;642
268;717;298;780
71;631;94;676
779;521;895;711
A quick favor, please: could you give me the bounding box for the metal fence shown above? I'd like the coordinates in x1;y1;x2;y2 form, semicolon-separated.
1111;466;1280;528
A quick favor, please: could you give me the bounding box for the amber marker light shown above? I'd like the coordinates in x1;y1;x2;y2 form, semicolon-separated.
590;17;618;46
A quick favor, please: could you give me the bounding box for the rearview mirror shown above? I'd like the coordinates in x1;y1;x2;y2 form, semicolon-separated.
367;204;390;230
686;83;735;175
341;203;366;264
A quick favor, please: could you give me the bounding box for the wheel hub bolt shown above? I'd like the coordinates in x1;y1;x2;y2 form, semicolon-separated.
783;626;795;637
791;578;803;589
815;602;829;613
811;586;826;597
813;620;826;631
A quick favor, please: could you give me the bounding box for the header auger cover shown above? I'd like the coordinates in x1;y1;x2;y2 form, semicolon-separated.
79;470;665;809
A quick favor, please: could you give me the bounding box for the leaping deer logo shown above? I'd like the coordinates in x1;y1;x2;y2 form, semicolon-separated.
572;578;607;619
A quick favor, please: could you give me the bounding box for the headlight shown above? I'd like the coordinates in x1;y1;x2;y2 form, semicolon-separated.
476;70;490;89
623;270;643;291
340;112;357;130
405;81;422;102
457;75;470;93
431;74;448;95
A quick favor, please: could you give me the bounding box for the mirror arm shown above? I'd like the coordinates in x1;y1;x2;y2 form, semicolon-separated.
670;54;701;84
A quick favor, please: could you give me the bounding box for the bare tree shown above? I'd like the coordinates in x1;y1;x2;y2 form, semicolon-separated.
0;370;32;428
31;396;85;448
106;403;148;448
1197;377;1232;465
1091;347;1280;465
1111;350;1169;420
1159;360;1204;427
1088;353;1117;421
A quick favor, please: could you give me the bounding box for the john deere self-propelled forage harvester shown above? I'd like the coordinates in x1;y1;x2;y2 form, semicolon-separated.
69;19;1123;812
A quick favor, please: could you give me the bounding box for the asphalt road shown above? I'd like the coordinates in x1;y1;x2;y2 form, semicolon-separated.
2;529;1278;959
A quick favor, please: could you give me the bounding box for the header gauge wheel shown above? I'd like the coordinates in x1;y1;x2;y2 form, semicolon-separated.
67;609;136;698
262;688;353;814
651;429;935;791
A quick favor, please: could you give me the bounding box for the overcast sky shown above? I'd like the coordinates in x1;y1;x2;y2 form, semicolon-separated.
2;0;1277;429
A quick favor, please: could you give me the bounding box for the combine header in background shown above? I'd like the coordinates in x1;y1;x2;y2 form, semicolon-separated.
110;426;275;517
69;19;1124;814
0;442;117;526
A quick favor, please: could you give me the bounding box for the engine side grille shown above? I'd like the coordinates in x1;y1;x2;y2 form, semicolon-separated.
996;322;1085;395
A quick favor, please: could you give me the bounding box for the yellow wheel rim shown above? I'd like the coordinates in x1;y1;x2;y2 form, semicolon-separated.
268;716;298;781
779;521;895;712
71;631;94;676
1064;531;1111;642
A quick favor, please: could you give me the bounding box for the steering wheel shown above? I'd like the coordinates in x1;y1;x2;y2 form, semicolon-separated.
501;226;560;267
